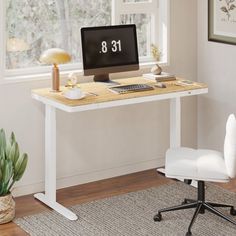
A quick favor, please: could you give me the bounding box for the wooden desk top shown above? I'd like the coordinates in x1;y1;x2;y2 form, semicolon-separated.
32;77;207;108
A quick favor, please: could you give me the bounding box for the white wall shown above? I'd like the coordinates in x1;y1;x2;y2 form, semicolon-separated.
197;1;236;151
0;0;198;196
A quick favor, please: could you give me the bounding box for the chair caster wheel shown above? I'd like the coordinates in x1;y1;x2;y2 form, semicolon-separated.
186;232;192;236
230;207;236;216
184;179;192;185
182;199;187;205
153;213;162;222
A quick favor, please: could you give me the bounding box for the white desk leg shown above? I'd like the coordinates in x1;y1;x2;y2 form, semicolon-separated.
157;97;181;175
170;97;181;148
34;104;78;221
169;98;197;187
157;98;197;187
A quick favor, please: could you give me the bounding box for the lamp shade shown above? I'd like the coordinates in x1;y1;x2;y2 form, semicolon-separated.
40;48;71;65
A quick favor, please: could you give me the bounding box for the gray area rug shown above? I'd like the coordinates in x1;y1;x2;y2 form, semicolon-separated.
15;182;236;236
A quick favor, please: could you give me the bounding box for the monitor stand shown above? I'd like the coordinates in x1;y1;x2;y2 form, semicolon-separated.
93;74;119;85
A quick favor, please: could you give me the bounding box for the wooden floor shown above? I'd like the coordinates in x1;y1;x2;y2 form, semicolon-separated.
1;169;236;236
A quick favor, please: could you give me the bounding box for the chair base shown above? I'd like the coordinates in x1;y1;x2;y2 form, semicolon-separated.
154;181;236;235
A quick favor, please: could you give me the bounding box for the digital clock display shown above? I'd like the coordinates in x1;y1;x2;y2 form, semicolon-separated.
99;40;122;54
81;25;139;70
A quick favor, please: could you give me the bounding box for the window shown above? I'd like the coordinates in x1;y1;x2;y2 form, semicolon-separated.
0;0;169;78
113;0;169;64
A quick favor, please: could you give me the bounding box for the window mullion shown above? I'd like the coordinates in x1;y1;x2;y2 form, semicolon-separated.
112;0;122;24
112;0;157;24
114;0;161;61
158;0;170;63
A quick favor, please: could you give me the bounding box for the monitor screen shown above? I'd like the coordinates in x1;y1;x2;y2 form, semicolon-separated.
81;24;139;82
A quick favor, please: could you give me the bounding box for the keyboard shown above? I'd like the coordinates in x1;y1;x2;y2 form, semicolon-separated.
109;84;154;94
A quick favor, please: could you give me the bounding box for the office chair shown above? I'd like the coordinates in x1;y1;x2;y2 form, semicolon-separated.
154;114;236;236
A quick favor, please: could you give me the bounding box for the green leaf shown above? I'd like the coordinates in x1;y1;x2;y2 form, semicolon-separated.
10;132;16;146
5;143;11;160
2;160;14;195
14;142;20;165
2;160;13;185
14;153;28;181
0;148;5;161
0;129;7;157
0;183;4;195
9;142;16;163
14;153;24;173
8;142;20;165
0;158;6;176
0;158;4;171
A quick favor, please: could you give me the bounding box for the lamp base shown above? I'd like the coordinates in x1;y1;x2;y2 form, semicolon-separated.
52;64;61;92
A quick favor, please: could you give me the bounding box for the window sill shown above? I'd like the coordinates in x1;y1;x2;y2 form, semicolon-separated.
1;61;169;85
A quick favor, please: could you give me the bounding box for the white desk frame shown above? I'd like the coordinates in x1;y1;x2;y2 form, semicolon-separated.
32;87;208;221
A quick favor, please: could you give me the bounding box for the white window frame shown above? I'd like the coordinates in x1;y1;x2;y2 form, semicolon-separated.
112;0;170;64
0;0;6;80
0;0;170;82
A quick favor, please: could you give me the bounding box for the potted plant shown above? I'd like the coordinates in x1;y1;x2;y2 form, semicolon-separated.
150;43;162;75
0;129;28;224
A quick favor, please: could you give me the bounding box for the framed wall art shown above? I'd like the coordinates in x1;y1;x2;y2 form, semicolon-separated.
208;0;236;45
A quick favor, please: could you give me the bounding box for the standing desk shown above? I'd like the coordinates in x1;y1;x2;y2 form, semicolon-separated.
32;77;208;221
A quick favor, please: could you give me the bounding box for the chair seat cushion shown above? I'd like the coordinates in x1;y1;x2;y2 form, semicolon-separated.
165;147;229;182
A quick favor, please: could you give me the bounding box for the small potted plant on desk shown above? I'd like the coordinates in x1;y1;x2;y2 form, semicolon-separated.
150;43;162;75
0;129;28;224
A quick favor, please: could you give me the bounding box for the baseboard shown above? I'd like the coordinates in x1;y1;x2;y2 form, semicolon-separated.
12;158;165;197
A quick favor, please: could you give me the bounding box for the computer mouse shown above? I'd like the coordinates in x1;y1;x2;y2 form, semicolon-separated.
155;82;166;88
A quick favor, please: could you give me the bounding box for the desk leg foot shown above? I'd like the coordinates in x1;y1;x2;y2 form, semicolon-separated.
156;168;197;188
156;167;165;175
34;193;78;221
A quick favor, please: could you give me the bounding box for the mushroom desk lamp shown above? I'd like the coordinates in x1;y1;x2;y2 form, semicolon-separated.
40;48;71;92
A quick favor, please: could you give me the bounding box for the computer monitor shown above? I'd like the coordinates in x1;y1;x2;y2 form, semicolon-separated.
81;24;139;83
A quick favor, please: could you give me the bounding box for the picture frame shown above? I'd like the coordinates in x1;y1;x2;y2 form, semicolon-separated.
208;0;236;45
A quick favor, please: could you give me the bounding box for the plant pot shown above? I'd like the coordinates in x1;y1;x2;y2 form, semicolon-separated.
0;193;15;224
